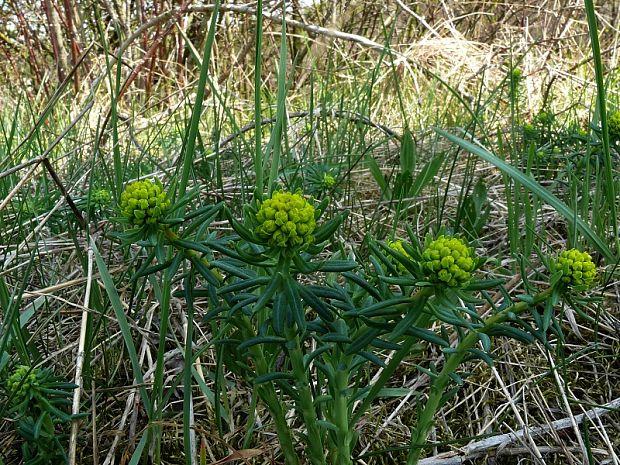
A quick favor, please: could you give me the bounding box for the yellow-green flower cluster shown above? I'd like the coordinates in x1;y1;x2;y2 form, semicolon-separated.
523;123;537;140
321;173;337;189
556;249;597;288
421;235;475;287
608;111;620;139
6;365;41;398
92;189;111;209
388;240;411;273
535;111;553;126
255;191;316;250
119;179;170;226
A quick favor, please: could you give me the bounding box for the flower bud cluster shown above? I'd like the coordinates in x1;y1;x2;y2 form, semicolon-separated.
6;365;41;398
120;179;170;226
321;173;337;190
92;189;111;209
608;111;620;140
556;249;597;288
387;240;411;273
421;235;475;287
255;191;316;250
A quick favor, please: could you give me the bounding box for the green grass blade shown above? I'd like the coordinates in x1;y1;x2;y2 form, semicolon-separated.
91;239;153;415
254;0;264;192
178;1;221;198
584;0;619;253
128;431;149;465
435;128;615;263
266;10;288;194
183;271;195;464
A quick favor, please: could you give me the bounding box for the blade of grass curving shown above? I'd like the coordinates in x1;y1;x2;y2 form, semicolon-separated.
435;128;615;263
178;1;221;198
91;239;153;415
584;0;619;253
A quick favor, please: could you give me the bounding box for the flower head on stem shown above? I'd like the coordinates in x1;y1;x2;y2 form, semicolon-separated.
421;235;475;288
255;190;316;253
119;179;170;226
555;248;597;290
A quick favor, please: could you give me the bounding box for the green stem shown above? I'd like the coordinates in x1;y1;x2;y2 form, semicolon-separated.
285;326;327;465
239;316;301;465
406;287;553;464
332;361;354;465
351;286;434;427
152;267;174;464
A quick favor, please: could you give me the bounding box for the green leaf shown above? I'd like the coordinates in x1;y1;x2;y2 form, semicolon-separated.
409;152;445;198
304;346;331;369
438;386;461;408
313;212;348;244
189;256;220;287
415;364;438;379
405;326;449;347
218;276;271;295
448;371;464;385
478;332;491;352
254;372;295;384
435;128;615;262
345;328;382;355
400;128;416;173
210;259;253;279
369;338;401;351
238;336;287;351
358;297;412;317
317;420;339;432
486;325;535;344
463;278;505;291
228;214;260;244
271;289;287;336
128;430;149;465
467;348;494;367
343;271;383;300
365;152;390;197
320;333;351;343
358;350;386;368
297;285;334;322
315;260;358;272
92;240;152;415
286;278;306;332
